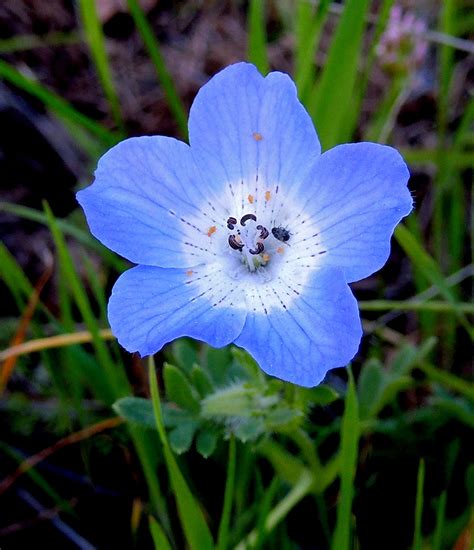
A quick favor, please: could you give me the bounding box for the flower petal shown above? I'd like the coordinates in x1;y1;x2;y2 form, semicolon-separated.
108;264;246;355
189;62;321;195
290;143;412;282
77;136;223;267
234;268;362;387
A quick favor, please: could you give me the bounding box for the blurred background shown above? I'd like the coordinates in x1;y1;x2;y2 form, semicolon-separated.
0;1;472;549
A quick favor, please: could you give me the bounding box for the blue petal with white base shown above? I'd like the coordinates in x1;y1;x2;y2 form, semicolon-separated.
234;267;362;387
292;143;413;283
77;62;412;387
108;264;246;355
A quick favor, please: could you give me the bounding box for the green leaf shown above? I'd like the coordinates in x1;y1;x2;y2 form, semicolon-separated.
163;363;201;413
299;384;339;407
358;359;384;420
171;339;198;374
234;417;265;442
148;358;214;550
430;396;474;428
331;370;359;550
169;421;197;455
309;0;370;149
113;396;155;429
196;429;218;458
191;365;215;398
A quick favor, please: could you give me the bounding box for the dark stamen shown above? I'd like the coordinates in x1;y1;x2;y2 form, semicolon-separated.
240;213;257;226
256;225;269;239
249;242;264;255
228;235;244;251
227;216;237;230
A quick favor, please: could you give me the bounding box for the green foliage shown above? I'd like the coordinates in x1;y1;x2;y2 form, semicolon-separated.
309;0;370;149
78;0;125;133
0;2;472;548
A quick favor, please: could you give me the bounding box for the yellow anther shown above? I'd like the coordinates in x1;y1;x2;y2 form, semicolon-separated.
248;194;254;204
277;246;284;254
207;226;217;237
262;253;270;262
186;270;194;276
252;132;263;141
265;190;271;201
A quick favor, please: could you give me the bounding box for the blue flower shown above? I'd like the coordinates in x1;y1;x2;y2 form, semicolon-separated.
77;62;412;387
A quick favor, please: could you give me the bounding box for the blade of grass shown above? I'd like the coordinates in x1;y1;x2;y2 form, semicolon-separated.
365;74;411;143
395;225;473;339
419;363;474;401
0;31;80;53
331;369;359;550
0;59;118;145
400;148;473;168
412;459;425;550
126;0;188;138
44;201;129;401
0;329;114;363
235;471;314;550
432;490;447;550
294;0;331;102
148;357;214;550
149;516;172;550
342;0;395;142
359;300;474;314
309;0;370;149
217;435;236;550
78;0;125;134
0;202;126;271
248;0;269;75
0;417;123;495
0;442;76;516
0;263;52;393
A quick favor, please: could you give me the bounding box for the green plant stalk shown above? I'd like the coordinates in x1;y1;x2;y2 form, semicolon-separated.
148;357;214;550
126;0;188;138
129;429;171;535
78;0;125;134
217;435;237;550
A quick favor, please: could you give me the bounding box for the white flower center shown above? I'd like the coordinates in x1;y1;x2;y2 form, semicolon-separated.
177;176;328;313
